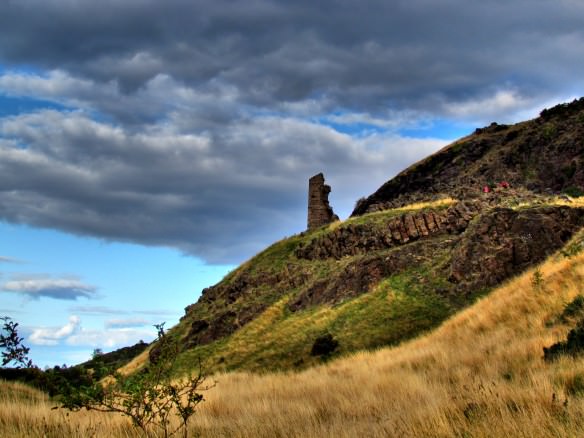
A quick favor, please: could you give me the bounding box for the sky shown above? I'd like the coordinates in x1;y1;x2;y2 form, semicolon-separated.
0;0;583;368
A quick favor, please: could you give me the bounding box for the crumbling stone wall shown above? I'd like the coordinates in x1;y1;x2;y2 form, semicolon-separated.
307;173;339;230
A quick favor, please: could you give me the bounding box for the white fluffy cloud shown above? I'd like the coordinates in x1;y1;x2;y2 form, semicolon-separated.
0;256;21;263
29;315;81;346
28;315;156;348
66;328;155;348
105;317;151;329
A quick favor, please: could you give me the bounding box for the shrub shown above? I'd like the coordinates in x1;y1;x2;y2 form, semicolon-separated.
561;296;584;321
544;319;584;361
531;269;544;290
311;333;339;357
58;323;212;438
565;373;584;397
542;123;557;140
0;316;33;368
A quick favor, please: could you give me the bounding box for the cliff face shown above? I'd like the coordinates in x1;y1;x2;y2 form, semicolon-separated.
352;98;584;216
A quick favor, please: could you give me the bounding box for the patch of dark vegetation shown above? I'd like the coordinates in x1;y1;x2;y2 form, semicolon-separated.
544;319;584;361
564;186;584;198
80;340;149;373
540;98;584;120
565;373;584;397
561;296;584;322
474;122;510;135
0;340;149;396
310;333;339;357
352;97;584;215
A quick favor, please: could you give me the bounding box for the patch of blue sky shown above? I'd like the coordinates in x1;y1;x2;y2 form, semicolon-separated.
0;63;46;76
319;118;387;137
0;94;69;117
0;221;234;366
399;118;474;140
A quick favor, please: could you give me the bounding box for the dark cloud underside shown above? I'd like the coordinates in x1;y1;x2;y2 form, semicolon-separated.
0;0;582;262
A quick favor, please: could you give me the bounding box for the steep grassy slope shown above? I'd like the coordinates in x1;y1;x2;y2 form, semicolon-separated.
353;98;584;215
123;197;584;377
4;229;584;437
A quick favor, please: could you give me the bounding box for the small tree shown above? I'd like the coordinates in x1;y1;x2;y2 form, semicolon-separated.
0;316;33;368
59;323;212;438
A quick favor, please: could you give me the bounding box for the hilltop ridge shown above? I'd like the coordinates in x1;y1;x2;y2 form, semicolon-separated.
353;98;584;215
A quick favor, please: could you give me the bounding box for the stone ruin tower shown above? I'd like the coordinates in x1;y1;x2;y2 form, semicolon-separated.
307;173;339;230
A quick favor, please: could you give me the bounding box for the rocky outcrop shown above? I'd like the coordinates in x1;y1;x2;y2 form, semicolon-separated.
449;206;584;293
288;238;452;311
291;205;584;312
180;199;584;353
182;264;311;347
296;201;484;260
307;173;339;230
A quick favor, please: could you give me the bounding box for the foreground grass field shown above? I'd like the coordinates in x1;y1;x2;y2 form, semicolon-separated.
3;232;584;437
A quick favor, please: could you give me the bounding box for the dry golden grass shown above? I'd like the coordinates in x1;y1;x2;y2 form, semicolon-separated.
0;380;138;437
4;241;584;437
190;250;584;437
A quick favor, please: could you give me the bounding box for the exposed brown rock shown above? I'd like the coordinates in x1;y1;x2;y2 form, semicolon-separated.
289;239;451;312
291;205;584;312
403;214;418;239
449;206;584;293
307;173;339;230
296;201;484;260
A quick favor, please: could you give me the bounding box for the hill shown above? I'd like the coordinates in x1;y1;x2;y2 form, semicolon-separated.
4;230;584;437
352;98;584;215
120;99;584;376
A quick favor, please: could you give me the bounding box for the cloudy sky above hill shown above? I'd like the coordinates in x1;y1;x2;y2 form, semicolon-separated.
1;0;583;366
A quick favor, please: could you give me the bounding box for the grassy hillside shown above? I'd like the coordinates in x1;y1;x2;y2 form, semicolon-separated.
4;228;584;437
121;195;584;376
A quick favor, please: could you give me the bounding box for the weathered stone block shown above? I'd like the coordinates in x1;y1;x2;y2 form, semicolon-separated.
307;173;339;230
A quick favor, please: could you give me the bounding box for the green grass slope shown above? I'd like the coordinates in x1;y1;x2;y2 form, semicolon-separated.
124;197;584;376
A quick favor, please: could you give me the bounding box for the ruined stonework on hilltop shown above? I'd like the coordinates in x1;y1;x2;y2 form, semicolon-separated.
307;173;339;230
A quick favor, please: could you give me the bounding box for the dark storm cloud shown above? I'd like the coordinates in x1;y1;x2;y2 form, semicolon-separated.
0;108;445;262
0;0;582;263
1;0;583;110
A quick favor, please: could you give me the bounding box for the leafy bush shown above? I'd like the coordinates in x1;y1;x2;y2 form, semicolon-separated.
311;333;339;357
0;316;33;368
58;323;212;438
542;123;557;140
531;269;544;290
